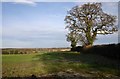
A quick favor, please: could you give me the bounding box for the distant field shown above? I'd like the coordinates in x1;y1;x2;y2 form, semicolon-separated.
2;48;70;54
2;51;120;78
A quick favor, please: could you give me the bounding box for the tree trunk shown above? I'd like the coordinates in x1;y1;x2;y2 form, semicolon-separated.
82;44;92;53
84;44;92;48
83;42;92;49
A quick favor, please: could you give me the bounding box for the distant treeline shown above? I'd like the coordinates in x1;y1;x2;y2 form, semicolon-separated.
73;43;120;60
2;48;70;54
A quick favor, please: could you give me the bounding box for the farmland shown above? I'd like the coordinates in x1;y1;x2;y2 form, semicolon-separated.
2;48;120;79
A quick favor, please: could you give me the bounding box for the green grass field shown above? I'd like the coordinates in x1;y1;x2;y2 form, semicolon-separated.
2;51;120;78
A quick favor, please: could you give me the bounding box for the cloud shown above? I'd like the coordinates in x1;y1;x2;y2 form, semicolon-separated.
2;0;37;6
94;32;118;45
14;0;36;6
2;26;68;48
2;19;67;48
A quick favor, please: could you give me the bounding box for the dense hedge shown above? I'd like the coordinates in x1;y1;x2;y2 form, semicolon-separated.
73;43;120;60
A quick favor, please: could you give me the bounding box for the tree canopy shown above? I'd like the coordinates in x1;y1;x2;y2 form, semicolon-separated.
65;3;117;48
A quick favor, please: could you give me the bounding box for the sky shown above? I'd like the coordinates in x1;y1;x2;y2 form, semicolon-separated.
1;0;119;48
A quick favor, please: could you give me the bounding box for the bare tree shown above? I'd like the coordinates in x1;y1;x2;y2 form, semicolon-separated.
65;3;117;48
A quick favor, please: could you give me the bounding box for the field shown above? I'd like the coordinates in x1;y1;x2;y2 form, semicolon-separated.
2;51;120;79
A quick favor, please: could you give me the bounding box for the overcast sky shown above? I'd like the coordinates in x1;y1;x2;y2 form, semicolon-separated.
1;1;119;48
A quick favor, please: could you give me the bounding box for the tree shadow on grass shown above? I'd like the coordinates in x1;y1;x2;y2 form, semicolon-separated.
33;51;120;77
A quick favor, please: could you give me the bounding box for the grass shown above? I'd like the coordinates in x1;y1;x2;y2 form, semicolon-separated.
2;51;120;77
